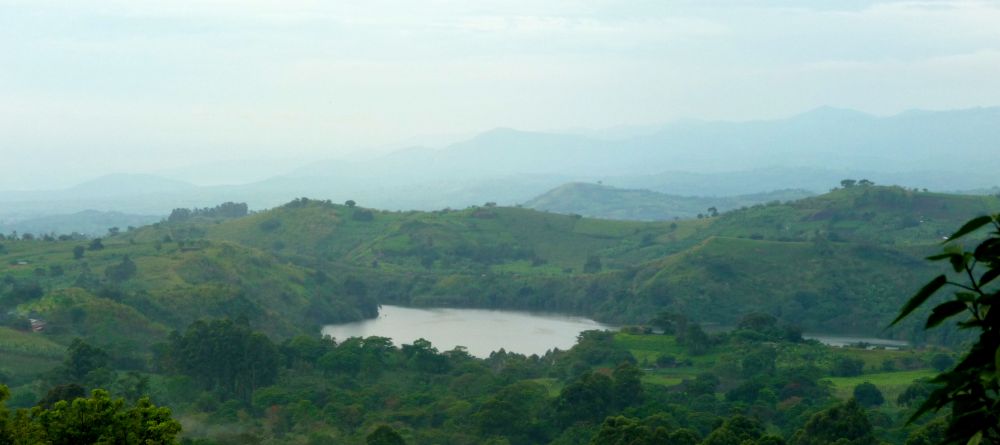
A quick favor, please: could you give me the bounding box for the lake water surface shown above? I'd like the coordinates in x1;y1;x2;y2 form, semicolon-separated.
322;305;615;358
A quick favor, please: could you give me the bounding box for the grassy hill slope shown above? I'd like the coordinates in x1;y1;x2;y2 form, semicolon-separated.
4;185;997;356
121;186;1000;342
0;233;377;372
524;182;814;221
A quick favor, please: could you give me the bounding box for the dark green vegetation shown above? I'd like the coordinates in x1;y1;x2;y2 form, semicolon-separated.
0;386;181;444
0;184;997;443
118;186;998;340
524;182;813;221
0;316;954;444
889;213;1000;444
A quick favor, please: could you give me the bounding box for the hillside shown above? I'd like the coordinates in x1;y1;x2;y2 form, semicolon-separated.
0;232;376;363
1;184;994;373
120;186;1000;342
524;182;813;220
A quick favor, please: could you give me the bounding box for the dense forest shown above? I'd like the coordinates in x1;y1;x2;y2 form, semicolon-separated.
1;185;998;443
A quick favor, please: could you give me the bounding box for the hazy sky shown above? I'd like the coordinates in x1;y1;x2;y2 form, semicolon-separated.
1;0;999;189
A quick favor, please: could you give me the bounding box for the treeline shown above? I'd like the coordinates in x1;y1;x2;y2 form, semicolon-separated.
3;313;949;444
167;202;248;222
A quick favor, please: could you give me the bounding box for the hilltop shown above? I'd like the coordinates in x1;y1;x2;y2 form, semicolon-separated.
124;185;999;340
524;182;813;221
0;232;376;351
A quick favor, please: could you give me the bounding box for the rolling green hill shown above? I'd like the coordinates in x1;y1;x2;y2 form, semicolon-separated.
0;233;377;375
123;186;1000;342
524;182;814;221
2;184;997;372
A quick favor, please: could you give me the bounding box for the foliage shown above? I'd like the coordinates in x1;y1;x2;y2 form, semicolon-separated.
168;202;248;223
890;213;1000;444
852;382;884;407
159;319;279;402
104;255;137;283
831;357;865;377
366;424;406;445
790;399;877;445
0;386;181;444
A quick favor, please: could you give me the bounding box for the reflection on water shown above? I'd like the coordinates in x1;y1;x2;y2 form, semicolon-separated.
804;334;909;348
322;305;615;358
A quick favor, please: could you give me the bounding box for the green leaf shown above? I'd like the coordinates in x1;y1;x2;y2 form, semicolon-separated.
979;268;1000;287
995;349;1000;381
926;253;956;261
950;253;968;273
955;292;977;303
892;275;948;326
926;300;969;328
945;216;993;242
967;431;983;445
973;238;1000;262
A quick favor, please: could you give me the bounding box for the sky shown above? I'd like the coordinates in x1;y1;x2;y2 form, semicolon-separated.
1;0;999;189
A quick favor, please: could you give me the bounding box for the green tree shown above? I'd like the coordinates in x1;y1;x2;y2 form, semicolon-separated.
612;362;643;409
37;384;86;409
928;353;954;372
474;381;547;442
55;338;111;386
649;311;686;335
2;388;180;444
852;382;884;407
162;319;279;402
105;255;137;283
790;399;877;445
668;428;701;445
72;245;85;260
890;213;1000;444
554;372;613;426
366;424;406;445
831;356;864;377
0;385;11;443
589;416;651;445
583;255;603;273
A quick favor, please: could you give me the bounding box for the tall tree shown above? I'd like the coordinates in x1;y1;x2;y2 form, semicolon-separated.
790;399;877;445
1;387;180;444
162;319;279;402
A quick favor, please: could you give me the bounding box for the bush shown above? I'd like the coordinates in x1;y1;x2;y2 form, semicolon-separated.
831;356;864;377
259;219;281;232
352;209;374;222
853;382;884;407
929;353;954;372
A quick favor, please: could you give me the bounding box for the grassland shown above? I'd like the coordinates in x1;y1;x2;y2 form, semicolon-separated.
823;369;937;408
614;331;939;413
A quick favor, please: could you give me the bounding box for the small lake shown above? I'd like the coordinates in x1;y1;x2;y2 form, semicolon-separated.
321;305;615;358
804;334;909;349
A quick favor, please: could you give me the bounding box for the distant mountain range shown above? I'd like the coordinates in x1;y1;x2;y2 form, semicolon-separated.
0;106;996;223
524;183;815;221
0;210;162;237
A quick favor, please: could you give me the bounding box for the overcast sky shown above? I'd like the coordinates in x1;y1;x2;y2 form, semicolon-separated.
1;0;999;189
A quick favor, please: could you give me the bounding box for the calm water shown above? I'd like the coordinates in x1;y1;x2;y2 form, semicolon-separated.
322;305;615;358
804;334;909;348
